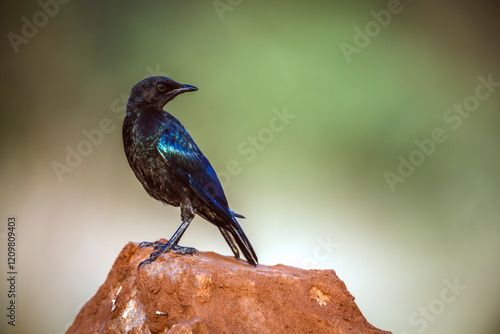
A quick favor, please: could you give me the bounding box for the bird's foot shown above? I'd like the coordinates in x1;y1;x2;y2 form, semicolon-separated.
138;242;198;268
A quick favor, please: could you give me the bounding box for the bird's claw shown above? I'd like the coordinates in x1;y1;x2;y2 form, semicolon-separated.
137;257;152;269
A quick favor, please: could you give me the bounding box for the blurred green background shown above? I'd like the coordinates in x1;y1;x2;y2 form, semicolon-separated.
1;0;499;333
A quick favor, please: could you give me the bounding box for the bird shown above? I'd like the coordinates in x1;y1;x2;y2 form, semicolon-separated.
122;76;258;268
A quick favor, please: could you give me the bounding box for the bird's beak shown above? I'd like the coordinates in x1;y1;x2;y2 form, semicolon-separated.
173;84;198;95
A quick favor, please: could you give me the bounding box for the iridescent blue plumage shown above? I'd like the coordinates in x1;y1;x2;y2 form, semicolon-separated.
123;76;258;267
158;116;229;210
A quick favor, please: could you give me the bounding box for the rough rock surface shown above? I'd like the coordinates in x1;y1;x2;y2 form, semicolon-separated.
67;241;391;334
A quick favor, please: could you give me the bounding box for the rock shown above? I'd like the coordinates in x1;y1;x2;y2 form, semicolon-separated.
67;241;391;334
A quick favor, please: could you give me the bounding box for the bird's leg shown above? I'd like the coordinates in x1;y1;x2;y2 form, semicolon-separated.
165;198;199;254
138;198;198;268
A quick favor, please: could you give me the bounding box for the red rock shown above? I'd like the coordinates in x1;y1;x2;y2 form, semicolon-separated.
67;241;391;334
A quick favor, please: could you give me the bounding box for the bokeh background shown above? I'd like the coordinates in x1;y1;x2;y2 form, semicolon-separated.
1;1;499;333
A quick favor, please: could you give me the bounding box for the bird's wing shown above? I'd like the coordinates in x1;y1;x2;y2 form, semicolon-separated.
157;119;231;219
157;117;258;266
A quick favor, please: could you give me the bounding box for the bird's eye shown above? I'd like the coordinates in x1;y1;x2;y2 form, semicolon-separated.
157;83;166;92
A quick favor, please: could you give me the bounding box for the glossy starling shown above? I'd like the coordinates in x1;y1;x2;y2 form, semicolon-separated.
123;76;258;267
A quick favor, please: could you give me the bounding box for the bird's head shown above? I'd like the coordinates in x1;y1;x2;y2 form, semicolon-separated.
128;76;198;109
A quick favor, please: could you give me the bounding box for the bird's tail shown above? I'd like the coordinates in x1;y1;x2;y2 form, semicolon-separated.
221;216;258;266
218;226;240;259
